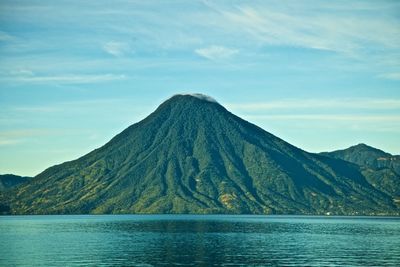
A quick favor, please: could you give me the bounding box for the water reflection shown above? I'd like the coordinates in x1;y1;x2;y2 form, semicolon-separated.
1;215;399;266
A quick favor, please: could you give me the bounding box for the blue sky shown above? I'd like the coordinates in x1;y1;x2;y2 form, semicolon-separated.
0;0;399;176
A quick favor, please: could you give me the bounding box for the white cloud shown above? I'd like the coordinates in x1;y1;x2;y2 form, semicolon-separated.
14;106;58;113
225;97;400;135
178;93;218;103
0;129;51;146
207;4;400;56
227;98;400;111
245;114;400;122
0;31;15;41
9;69;35;76
12;98;136;115
195;45;238;60
2;73;126;84
0;139;22;146
378;72;400;81
103;41;131;57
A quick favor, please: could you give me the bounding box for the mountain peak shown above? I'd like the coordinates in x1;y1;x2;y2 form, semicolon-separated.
171;93;219;104
321;143;392;169
353;143;375;149
153;93;224;119
349;143;390;155
323;143;391;158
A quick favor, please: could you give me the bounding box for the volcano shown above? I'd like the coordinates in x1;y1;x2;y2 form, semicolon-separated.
1;94;399;215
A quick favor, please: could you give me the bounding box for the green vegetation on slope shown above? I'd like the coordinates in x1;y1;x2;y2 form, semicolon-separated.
0;174;31;213
322;144;400;203
0;174;30;191
1;95;399;215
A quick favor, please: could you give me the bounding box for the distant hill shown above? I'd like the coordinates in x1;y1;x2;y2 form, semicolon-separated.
321;143;399;171
0;174;31;191
321;144;400;200
0;94;399;215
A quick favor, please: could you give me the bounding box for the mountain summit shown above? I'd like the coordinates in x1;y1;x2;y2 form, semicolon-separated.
1;94;399;215
176;93;219;103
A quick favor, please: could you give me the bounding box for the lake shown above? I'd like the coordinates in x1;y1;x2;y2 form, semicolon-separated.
0;215;399;266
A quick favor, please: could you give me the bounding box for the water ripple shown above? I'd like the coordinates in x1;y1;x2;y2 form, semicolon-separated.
0;215;399;266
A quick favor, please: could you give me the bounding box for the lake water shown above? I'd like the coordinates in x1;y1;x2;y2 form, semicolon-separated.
0;215;399;266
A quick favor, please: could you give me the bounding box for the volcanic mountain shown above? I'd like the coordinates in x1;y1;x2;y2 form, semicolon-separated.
1;94;399;215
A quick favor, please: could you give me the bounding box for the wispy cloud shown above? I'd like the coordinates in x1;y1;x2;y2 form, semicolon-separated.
378;72;400;81
1;1;398;78
9;69;35;76
12;98;133;114
1;72;126;84
0;139;21;146
195;45;238;60
0;31;15;41
208;3;400;56
103;41;132;57
0;129;51;146
228;98;400;134
245;114;400;122
14;106;58;113
227;98;400;111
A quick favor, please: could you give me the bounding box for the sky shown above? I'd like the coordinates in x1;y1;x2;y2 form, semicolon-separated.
0;0;399;176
